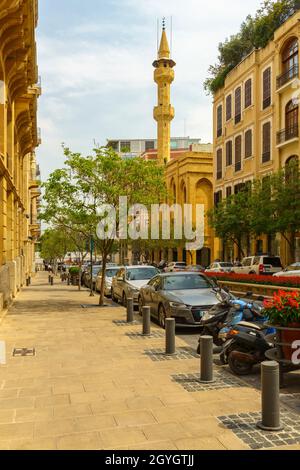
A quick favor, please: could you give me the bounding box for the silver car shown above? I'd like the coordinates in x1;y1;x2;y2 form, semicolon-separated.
111;266;160;306
95;266;122;296
139;272;221;328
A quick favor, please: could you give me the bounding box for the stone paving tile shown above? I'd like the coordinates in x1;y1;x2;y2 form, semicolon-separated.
0;422;35;440
53;404;93;419
126;396;165;410
175;436;227;450
144;347;199;362
113;410;157;427
10;437;57;450
218;411;300;450
35;394;70;408
90;399;130;415
128;440;178;450
142;422;191;441
56;432;102;450
34;418;77;438
15;408;53;423
0;410;15;424
99;427;148;448
0;397;35;410
74;414;117;432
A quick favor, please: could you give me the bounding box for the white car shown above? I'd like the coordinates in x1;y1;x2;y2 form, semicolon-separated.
205;262;234;273
273;263;300;277
233;256;283;275
164;262;187;272
95;266;121;296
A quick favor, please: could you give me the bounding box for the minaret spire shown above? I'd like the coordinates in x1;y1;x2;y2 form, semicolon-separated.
153;20;176;164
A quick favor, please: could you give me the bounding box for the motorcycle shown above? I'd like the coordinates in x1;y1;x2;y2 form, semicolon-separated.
196;290;265;354
220;322;276;375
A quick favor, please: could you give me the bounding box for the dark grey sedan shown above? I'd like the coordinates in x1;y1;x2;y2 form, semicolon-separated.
138;272;221;328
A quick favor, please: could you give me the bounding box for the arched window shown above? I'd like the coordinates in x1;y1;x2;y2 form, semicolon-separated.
285;100;298;139
282;38;298;75
285;155;299;182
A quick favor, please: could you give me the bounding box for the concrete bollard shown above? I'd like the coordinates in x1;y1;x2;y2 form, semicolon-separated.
142;306;151;336
257;361;283;431
199;336;215;383
165;318;176;355
127;298;134;323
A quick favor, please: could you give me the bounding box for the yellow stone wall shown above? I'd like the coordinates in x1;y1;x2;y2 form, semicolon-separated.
213;11;300;265
0;0;41;307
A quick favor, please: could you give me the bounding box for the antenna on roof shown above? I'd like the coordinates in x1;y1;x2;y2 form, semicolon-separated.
157;18;159;53
170;16;173;56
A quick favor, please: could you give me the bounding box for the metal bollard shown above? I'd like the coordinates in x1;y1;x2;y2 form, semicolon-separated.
28;276;31;285
199;336;215;383
165;318;176;355
48;275;51;283
50;276;54;286
257;361;283;431
26;278;29;287
127;298;134;323
142;306;151;336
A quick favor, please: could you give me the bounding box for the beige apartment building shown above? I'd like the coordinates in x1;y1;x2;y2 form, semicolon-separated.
0;0;41;311
213;10;300;265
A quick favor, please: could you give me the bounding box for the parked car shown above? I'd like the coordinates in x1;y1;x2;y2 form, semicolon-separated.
185;265;205;272
111;266;160;306
205;262;234;273
138;272;225;328
232;256;283;275
84;265;102;289
164;262;187;272
273;262;300;277
95;266;121;296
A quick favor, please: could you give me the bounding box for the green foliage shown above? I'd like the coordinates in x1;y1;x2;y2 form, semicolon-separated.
208;161;300;261
204;0;300;94
40;229;75;262
68;266;80;275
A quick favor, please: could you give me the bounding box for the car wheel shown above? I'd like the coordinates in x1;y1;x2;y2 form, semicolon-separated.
138;296;144;316
158;305;167;329
122;292;127;308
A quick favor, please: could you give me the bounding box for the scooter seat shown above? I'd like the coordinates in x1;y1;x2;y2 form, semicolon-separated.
237;321;266;330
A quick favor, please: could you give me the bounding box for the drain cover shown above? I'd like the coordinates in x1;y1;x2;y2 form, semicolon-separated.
13;348;35;357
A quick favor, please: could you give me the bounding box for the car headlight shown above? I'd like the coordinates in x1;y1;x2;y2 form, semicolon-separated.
170;302;187;309
202;312;214;322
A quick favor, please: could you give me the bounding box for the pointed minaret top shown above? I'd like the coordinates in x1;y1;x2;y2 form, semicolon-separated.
158;19;170;59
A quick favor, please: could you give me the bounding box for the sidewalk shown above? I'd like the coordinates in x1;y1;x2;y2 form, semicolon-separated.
0;272;299;450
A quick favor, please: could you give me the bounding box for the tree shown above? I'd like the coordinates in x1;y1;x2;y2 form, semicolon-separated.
204;0;300;94
41;146;167;305
40;229;75;271
208;189;252;259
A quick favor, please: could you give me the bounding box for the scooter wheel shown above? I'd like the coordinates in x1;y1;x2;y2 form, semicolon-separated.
228;349;253;376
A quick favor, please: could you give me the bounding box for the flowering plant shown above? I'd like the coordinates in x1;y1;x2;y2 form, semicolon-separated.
262;290;300;327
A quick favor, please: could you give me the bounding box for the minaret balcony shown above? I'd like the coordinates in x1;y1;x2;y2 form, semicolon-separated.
154;67;175;84
154;105;175;121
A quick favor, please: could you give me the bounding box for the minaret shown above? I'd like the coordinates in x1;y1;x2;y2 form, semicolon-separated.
153;19;176;164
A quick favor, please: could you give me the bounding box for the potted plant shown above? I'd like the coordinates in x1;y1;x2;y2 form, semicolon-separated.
68;266;80;286
263;290;300;361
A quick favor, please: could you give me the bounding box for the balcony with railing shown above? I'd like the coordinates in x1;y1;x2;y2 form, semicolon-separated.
277;64;298;89
277;124;299;146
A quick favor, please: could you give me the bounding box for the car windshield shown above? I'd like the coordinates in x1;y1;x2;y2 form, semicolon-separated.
263;257;282;267
163;274;211;290
92;266;101;274
126;268;158;281
106;268;119;277
219;263;233;267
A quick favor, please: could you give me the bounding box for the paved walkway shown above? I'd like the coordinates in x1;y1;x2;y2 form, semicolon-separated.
0;272;299;450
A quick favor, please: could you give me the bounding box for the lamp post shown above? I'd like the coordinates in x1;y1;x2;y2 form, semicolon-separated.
89;235;94;297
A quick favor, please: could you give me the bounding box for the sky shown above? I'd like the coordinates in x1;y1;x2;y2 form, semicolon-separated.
36;0;263;179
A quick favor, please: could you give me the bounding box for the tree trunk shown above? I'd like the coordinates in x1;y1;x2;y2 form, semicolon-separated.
99;255;107;306
282;232;296;264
